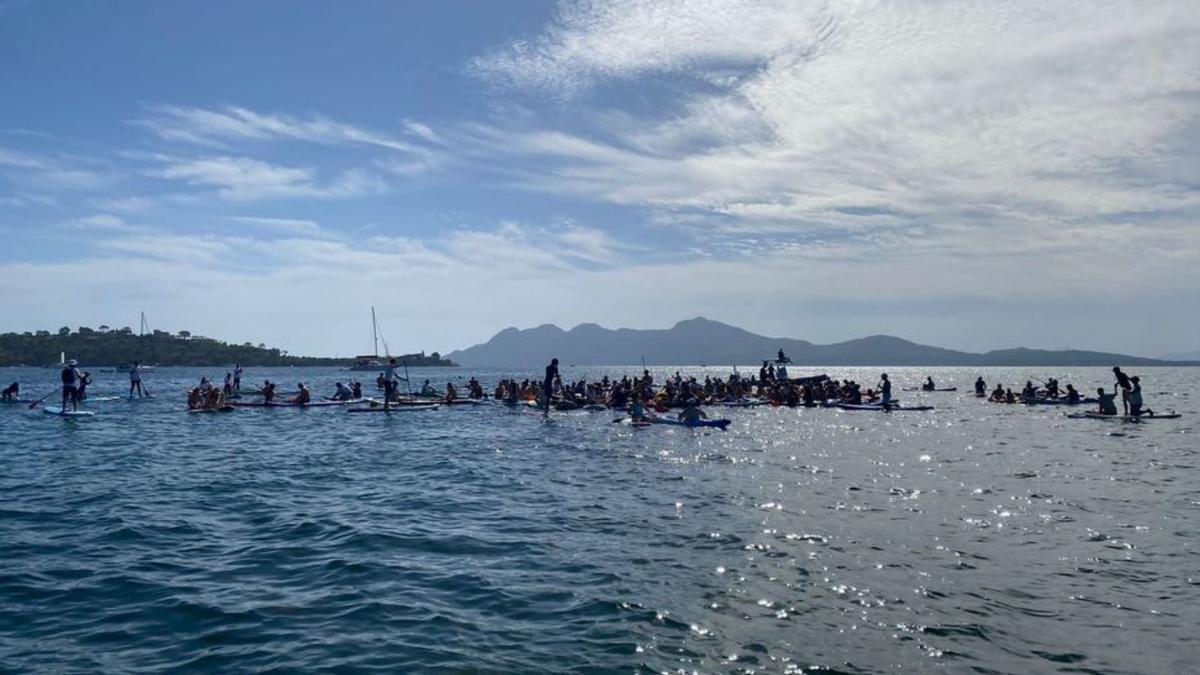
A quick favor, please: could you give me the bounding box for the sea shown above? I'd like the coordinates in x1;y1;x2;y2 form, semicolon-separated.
0;365;1196;674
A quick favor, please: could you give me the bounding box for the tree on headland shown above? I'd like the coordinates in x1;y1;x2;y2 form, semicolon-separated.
58;326;70;336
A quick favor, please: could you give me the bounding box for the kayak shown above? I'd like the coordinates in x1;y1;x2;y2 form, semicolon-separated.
347;404;439;413
1066;412;1181;421
188;405;236;413
42;407;95;417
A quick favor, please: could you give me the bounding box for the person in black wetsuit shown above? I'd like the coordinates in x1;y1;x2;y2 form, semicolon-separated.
974;377;986;396
878;373;892;405
2;382;18;401
1112;367;1132;415
543;358;559;416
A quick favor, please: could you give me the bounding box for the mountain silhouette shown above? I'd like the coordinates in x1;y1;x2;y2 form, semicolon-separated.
447;317;1188;367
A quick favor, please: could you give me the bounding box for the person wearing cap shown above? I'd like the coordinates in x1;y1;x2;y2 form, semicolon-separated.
678;399;708;425
60;359;82;413
878;373;892;406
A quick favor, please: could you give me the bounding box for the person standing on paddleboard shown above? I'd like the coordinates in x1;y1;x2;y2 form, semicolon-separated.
1112;367;1132;415
879;373;892;406
543;358;559;416
129;361;145;398
382;359;399;410
233;364;243;391
60;359;82;414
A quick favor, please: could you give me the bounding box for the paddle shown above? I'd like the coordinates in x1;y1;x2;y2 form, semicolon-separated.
29;387;62;410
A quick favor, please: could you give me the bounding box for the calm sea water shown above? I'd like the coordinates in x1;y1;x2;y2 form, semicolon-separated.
0;365;1196;674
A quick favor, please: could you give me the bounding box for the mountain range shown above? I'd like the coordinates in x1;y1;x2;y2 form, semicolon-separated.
447;317;1197;368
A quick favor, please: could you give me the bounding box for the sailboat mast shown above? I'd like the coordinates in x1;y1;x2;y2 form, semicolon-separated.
371;306;379;358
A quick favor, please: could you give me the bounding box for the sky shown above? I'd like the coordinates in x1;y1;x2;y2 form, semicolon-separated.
0;0;1197;358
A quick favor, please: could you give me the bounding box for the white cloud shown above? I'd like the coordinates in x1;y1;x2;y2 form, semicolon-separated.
155;155;386;201
136;104;428;155
468;0;1200;262
227;216;325;237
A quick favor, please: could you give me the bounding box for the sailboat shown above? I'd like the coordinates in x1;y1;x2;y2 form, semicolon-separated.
118;312;156;373
347;307;388;371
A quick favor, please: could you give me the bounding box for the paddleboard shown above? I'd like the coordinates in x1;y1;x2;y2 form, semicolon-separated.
347;404;439;413
42;407;95;417
903;387;957;392
1066;412;1181;421
650;417;732;430
188;405;236;414
837;403;933;411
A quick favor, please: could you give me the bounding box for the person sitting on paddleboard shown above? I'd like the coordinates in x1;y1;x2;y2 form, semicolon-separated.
1;382;17;401
975;377;986;396
990;384;1005;402
60;359;81;414
1112;367;1132;414
351;381;362;399
629;395;647;423
878;373;892;405
1128;377;1153;417
420;379;438;397
1064;384;1081;404
262;380;276;403
1045;378;1060;398
333;382;353;401
923;376;935;391
187;388;203;410
678;399;708;425
445;382;458;401
129;361;146;398
1005;388;1016;404
1095;388;1118;415
292;383;310;405
777;348;789;364
1021;381;1038;402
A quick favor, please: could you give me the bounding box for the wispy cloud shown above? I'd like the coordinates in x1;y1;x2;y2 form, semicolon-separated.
227;216;326;237
155;155;387;201
136;104;436;156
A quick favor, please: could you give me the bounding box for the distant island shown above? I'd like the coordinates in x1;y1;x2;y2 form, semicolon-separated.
448;317;1199;368
0;326;455;368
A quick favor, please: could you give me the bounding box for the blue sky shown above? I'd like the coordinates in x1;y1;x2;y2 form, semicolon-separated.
1;0;1197;358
